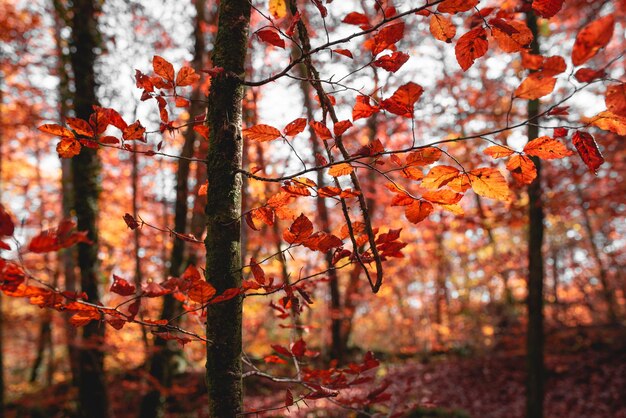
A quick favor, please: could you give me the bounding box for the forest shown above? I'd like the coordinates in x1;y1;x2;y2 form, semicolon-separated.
0;0;625;417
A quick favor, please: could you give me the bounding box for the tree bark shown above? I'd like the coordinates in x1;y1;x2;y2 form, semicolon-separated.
204;0;250;416
525;10;544;418
68;0;109;417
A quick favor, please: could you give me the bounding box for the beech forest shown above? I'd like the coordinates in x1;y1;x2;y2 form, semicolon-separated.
0;0;625;417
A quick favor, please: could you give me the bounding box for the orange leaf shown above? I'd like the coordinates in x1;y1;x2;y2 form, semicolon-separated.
328;163;353;177
605;83;626;117
492;20;533;53
66;117;94;137
429;14;456;43
572;131;604;174
455;27;489;71
57;137;82;158
532;0;564;18
523;136;573;159
421;165;460;189
309;121;332;140
269;0;287;19
283;213;313;244
506;154;537;184
123;121;146;141
333;120;353;136
352;95;379;121
590;111;626;135
175;67;200;86
438;0;478;14
406;147;442;166
468;168;509;201
283;118;307;136
318;186;341;197
194;125;209;140
188;280;217;304
405;200;433;224
243;124;282;142
70;310;101;327
381;82;424;117
571;15;614;66
423;189;463;205
515;73;556;99
153;55;175;82
483;145;514;158
39;124;73;137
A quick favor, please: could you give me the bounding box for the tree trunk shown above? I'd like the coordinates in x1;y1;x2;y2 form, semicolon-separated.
0;71;5;418
204;0;250;416
68;0;109;417
525;10;544;418
139;3;207;417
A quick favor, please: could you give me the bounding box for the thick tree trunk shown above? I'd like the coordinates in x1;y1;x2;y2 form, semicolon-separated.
139;3;207;417
525;10;544;418
204;0;250;416
68;0;109;417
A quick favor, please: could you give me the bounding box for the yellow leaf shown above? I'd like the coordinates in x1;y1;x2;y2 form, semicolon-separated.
269;0;287;19
591;111;626;135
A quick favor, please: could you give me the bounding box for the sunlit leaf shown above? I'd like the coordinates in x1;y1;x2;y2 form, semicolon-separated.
523;136;573;159
455;27;489;71
243;124;282;142
571;15;614;66
468;168;509;201
429;14;456;43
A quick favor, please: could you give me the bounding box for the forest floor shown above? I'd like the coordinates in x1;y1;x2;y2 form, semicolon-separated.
6;325;626;418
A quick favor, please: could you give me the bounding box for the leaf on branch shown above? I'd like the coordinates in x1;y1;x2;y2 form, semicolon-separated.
70;310;101;327
423;189;463;205
111;275;136;296
123;213;140;230
483;145;514;159
342;12;369;26
571;15;614;66
491;19;533;53
283;213;313;244
605;83;626;117
333;120;353;136
352;95;379;121
123;121;146;142
243;124;282;142
438;0;478;14
175;67;200;86
56;137;81;158
373;51;410;73
188;280;216;304
405;200;433;224
406;147;442;166
523;136;573;159
28;220;91;253
506;154;537;184
257;29;285;49
309;121;332;140
514;73;557;99
590;111;626;135
333;48;353;59
153;55;175;83
532;0;564;18
468;168;510;201
381;82;424;117
269;0;287;19
370;22;405;56
329;163;354;177
421;165;460;189
572;131;604;174
250;258;266;285
66;117;94;137
283;118;307;136
39;124;73;137
0;205;15;237
429;14;456;43
455;26;489;71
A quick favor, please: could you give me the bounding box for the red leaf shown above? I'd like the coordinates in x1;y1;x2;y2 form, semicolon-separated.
66;117;94;137
283;214;314;244
283;118;307;136
153;55;175;82
309;121;332;140
371;22;405;56
342;12;369;26
438;0;478;14
532;0;564;18
257;29;285;49
194;125;209;140
455;26;488;71
243;124;282;142
249;258;266;285
572;15;614;66
111;275;136;296
188;280;216;303
291;339;306;357
0;205;15;237
175;67;200;86
605;83;626;117
334;49;353;59
381;82;424;117
574;68;605;83
373;51;410;73
572;131;604;174
123;121;146;142
333;120;353;136
285;389;294;407
123;213;140;230
352;95;379;121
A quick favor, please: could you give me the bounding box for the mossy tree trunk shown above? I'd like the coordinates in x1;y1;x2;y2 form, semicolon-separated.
68;0;109;417
204;0;250;416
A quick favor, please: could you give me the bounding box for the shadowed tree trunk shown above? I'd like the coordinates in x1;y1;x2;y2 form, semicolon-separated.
68;0;109;417
204;0;250;416
139;2;207;417
526;9;544;418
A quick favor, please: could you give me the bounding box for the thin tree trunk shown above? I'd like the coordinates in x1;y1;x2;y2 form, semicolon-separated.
139;2;207;417
525;10;544;418
68;0;109;416
204;0;250;415
0;69;5;417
